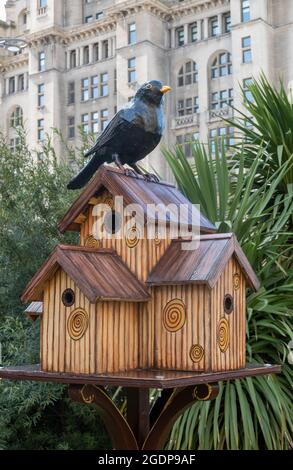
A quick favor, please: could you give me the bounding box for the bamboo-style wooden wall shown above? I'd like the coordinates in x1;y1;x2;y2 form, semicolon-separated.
79;191;172;282
211;257;246;371
149;285;210;371
41;268;139;374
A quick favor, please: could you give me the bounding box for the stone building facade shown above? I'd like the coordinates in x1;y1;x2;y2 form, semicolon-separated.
0;0;292;178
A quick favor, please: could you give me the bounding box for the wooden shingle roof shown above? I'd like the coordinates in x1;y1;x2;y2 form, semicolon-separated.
147;233;260;291
58;165;216;234
21;245;151;304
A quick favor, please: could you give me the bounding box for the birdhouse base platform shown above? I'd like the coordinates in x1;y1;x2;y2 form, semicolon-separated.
0;363;280;450
0;363;280;388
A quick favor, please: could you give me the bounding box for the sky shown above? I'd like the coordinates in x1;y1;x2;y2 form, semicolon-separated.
0;1;6;21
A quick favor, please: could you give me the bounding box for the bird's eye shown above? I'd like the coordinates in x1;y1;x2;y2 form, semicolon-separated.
145;84;152;90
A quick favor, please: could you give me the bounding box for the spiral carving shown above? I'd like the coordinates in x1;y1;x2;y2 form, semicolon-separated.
85;234;101;249
217;318;230;352
126;225;140;248
154;232;161;246
67;308;89;341
163;299;186;332
189;344;204;363
233;273;240;290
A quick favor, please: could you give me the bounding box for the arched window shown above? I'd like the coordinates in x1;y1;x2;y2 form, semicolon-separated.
178;61;198;87
10;107;23;128
211;52;232;79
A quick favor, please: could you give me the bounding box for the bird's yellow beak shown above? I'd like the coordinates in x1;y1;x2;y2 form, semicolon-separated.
160;85;172;94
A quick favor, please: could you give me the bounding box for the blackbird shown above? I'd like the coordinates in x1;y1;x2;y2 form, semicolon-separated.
67;80;171;189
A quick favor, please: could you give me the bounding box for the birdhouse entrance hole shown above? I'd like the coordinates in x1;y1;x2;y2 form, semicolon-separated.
224;294;233;314
62;288;75;307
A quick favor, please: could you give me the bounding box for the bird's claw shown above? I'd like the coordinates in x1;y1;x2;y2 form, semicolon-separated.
125;168;137;178
144;173;160;183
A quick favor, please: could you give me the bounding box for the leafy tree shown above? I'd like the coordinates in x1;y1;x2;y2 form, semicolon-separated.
0;129;110;449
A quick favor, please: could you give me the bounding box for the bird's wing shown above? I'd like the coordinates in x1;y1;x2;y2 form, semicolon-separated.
84;109;138;158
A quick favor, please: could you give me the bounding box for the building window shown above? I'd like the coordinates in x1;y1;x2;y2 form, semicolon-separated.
128;23;136;44
102;40;109;59
38;83;45;107
68;81;75;105
81;113;89;133
23;12;27;25
211;89;233;109
243;77;253;102
176;26;184;46
189;23;198;42
38;51;45;72
178;61;198;87
10;137;20;153
242;36;252;63
85;15;93;23
177;97;199;116
83;46;89;65
96;12;103;20
70;50;77;68
9;77;15;94
211;52;232;79
91;111;99;134
223;13;231;33
38;0;47;14
10;107;23;127
209;127;234;153
81;78;89;101
209;16;219;37
101;109;109;131
90;75;98;98
100;72;109;96
18;74;25;91
176;132;199;158
128;58;136;83
93;43;99;61
241;0;250;23
68;116;75;139
37;118;45;141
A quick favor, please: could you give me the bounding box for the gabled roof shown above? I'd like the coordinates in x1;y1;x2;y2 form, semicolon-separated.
21;245;151;304
147;233;260;291
58;165;216;234
24;302;43;321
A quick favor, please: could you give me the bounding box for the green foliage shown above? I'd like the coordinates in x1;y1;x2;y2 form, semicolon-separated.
0;130;110;449
163;140;293;449
227;74;293;191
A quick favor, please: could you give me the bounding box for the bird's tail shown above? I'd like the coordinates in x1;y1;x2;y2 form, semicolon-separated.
67;153;104;190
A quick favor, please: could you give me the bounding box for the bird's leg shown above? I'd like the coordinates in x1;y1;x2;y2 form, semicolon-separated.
112;153;125;172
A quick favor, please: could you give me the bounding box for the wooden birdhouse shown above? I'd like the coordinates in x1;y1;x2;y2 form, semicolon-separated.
21;165;260;375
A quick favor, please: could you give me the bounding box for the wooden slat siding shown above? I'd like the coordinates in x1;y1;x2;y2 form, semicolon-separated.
82;203;173;282
153;285;208;371
211;257;246;372
41;283;49;371
53;270;60;372
47;277;55;371
58;271;64;372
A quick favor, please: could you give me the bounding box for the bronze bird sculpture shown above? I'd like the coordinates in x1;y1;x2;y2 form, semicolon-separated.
67;80;171;189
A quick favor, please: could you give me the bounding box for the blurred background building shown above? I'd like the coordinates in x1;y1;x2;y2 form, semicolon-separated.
0;0;292;177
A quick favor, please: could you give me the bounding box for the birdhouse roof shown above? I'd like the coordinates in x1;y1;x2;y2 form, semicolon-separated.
58;165;216;234
24;301;43;315
147;233;260;291
21;245;151;304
